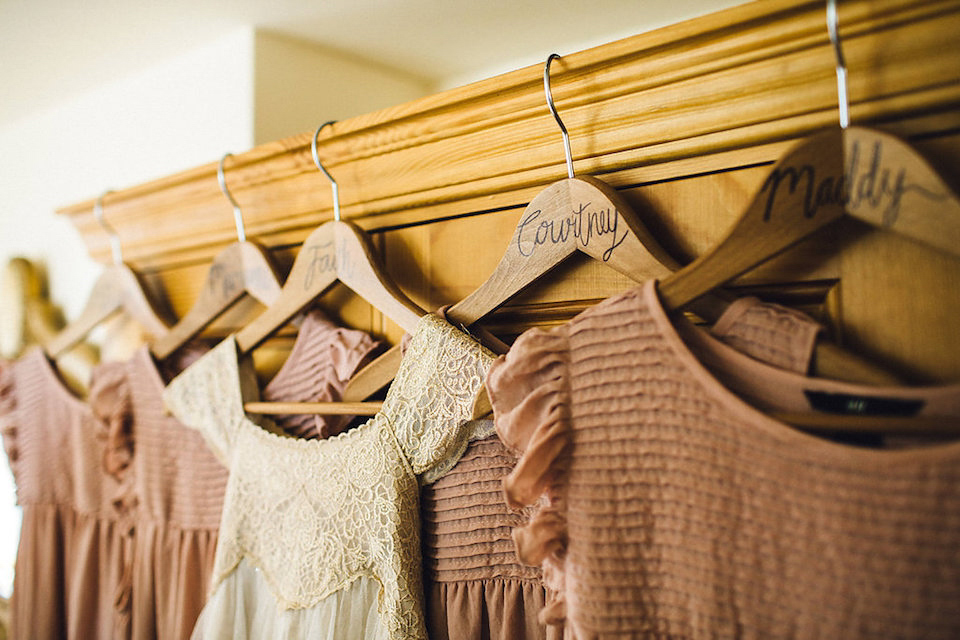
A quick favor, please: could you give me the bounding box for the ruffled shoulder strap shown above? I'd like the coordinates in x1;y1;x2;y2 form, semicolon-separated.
486;324;572;625
487;326;571;508
384;313;496;485
163;336;248;465
88;362;134;479
88;359;140;639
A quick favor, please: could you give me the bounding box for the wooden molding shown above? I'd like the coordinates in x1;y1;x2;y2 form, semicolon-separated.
59;0;960;271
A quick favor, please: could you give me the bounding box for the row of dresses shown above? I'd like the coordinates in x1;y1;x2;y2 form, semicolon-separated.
3;282;960;638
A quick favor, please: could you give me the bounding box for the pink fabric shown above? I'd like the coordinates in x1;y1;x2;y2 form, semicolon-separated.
710;295;821;373
488;280;960;639
91;347;225;640
261;308;382;439
421;434;561;640
0;309;379;640
1;349;128;639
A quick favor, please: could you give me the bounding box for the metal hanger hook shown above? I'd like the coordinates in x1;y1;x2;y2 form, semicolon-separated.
826;0;850;129
218;153;246;242
544;53;575;179
312;121;341;222
93;189;123;265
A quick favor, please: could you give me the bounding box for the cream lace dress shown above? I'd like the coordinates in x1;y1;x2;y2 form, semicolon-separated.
163;313;495;640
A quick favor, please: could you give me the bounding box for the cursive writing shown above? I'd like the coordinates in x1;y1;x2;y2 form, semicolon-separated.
760;139;945;227
302;242;337;290
516;201;627;262
206;263;279;299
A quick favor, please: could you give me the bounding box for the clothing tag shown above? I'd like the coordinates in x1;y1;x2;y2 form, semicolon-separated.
803;390;925;416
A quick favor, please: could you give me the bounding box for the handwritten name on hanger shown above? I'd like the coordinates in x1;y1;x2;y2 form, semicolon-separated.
303;241;337;290
206;262;277;299
300;235;363;291
760;138;946;226
516;201;628;262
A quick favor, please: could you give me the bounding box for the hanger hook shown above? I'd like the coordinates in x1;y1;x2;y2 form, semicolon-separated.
312;121;341;222
93;190;123;265
544;53;575;179
218;153;246;242
826;0;849;129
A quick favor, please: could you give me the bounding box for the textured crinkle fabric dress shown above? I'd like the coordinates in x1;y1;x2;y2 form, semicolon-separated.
488;280;960;639
163;313;495;640
421;431;559;640
0;349;129;640
419;295;822;640
90;347;225;640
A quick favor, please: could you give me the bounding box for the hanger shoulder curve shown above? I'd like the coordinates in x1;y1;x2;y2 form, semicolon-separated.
659;127;960;312
236;223;337;353
841;126;960;258
658;129;848;311
46;264;170;357
332;221;423;334
447;176;675;326
236;220;423;354
152;241;283;360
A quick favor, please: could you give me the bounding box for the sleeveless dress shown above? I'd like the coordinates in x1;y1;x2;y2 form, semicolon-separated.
0;349;128;639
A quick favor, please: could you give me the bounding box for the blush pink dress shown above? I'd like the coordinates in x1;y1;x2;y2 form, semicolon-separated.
488;281;960;639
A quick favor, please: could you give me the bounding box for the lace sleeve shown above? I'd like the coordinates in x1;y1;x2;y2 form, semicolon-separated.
163;336;246;465
384;314;496;485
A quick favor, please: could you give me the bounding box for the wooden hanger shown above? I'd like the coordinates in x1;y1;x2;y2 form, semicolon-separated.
46;192;171;358
151;154;283;360
658;0;960;434
342;54;685;404
236;122;426;416
656;127;960;308
342;52;898;406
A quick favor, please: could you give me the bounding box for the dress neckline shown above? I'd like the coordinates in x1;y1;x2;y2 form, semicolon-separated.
644;279;960;465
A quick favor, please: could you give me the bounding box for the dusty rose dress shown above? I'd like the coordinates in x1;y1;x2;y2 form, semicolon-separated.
1;348;129;640
488;280;960;639
420;294;823;640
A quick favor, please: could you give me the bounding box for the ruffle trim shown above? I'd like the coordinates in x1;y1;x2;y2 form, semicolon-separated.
88;363;138;639
0;360;18;484
486;327;572;627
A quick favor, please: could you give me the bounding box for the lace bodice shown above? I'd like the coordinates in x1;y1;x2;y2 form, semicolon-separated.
163;314;495;640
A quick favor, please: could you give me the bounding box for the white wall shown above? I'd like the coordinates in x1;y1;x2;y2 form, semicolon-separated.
0;27;246;599
0;28;257;320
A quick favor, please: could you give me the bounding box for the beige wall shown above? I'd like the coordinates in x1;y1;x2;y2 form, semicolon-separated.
253;31;430;144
